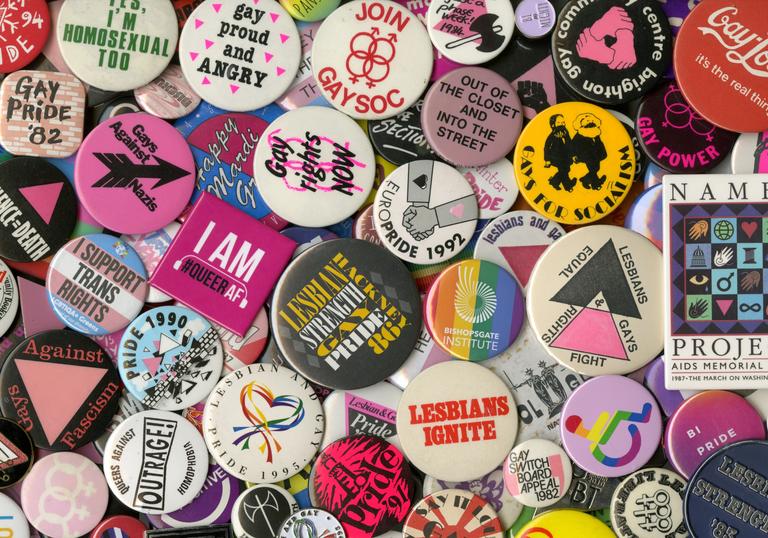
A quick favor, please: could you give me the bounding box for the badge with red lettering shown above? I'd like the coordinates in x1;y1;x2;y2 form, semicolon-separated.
396;361;518;482
0;330;121;450
504;438;572;508
636;81;737;173
75;112;195;234
46;234;149;336
314;435;415;538
403;489;503;538
311;0;433;119
674;0;768;133
0;0;50;73
179;0;301;112
253;106;376;227
151;193;296;337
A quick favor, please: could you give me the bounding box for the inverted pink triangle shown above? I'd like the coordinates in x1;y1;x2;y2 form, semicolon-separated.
205;39;215;49
212;3;222;12
18;182;63;225
276;66;285;76
716;299;733;315
230;84;240;94
264;52;273;63
189;51;199;61
499;244;549;287
551;307;628;360
16;359;107;445
143;355;163;377
270;12;279;22
280;33;289;43
194;18;204;29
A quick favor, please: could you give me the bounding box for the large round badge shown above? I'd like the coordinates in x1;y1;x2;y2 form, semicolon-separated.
0;0;49;73
232;485;298;538
0;260;18;338
373;160;478;265
611;467;687;538
0;417;34;488
47;234;149;336
504;439;572;508
397;361;518;482
552;0;672;105
0;492;29;538
56;0;177;91
312;0;433;120
103;410;209;515
0;330;121;450
527;226;663;376
203;364;324;484
253;106;376;227
513;102;636;225
279;508;345;538
271;238;422;390
179;0;301;111
560;375;662;478
403;489;503;538
314;435;414;538
118;306;224;411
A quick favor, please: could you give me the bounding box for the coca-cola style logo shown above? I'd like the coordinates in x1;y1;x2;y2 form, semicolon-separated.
698;7;768;78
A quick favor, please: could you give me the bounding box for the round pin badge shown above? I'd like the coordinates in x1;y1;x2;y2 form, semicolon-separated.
314;435;415;538
665;391;765;480
179;0;300;112
279;0;339;21
644;356;684;418
527;226;663;376
367;99;438;166
675;1;768;133
387;319;453;390
404;489;503;538
504;439;572;508
515;509;615;538
118;305;224;411
122;221;181;304
278;508;345;538
425;259;524;361
732;131;768;174
203;364;324;484
624;184;662;250
56;0;177;91
474;210;565;291
422;68;523;167
275;22;331;110
0;157;77;262
312;0;433;120
75;112;195;234
684;440;768;538
21;452;108;538
459;159;518;220
217;307;270;376
552;0;672;105
0;417;34;488
610;467;687;538
0;493;28;538
90;515;147;538
134;65;202;120
271;238;422;390
47;234;148;336
0;330;121;450
232;485;298;538
513;102;636;225
0;260;18;338
515;0;556;40
373;160;478;265
103;409;208;515
636;80;737;173
0;0;49;73
426;0;514;65
560;375;662;478
397;361;518;482
254;106;375;227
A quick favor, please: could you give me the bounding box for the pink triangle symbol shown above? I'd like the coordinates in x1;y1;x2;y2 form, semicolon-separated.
551;307;628;360
143;356;163;376
16;359;107;445
264;52;274;63
18;182;63;225
205;39;215;49
499;244;549;287
202;76;211;85
276;66;285;76
194;18;204;29
270;12;280;22
253;0;259;4
280;33;289;43
230;84;240;94
189;51;199;61
212;3;222;12
716;299;733;315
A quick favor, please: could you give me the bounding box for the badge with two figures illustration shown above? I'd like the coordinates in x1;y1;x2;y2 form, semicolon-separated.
665;175;768;389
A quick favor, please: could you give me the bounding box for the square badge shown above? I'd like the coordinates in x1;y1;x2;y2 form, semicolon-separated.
151;193;296;336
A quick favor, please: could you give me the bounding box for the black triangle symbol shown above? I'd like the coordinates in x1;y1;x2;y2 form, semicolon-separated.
413;174;428;189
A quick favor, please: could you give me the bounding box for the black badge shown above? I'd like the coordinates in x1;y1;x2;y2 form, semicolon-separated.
552;0;672;105
0;417;34;488
146;525;234;538
234;485;298;538
367;99;439;166
0;330;122;450
271;239;422;390
0;158;76;262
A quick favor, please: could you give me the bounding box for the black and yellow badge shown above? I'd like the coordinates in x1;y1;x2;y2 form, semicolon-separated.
514;102;636;225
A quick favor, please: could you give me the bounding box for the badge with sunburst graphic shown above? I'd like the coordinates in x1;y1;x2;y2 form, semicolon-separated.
425;259;524;361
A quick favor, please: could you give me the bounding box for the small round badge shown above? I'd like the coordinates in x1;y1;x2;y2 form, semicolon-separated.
254;106;376;227
504;439;572;508
103;409;209;514
232;485;298;538
425;259;524;361
732;131;768;174
75;112;195;234
203;364;324;484
0;260;18;338
0;0;50;73
397;361;518;482
0;417;34;488
422;68;523;167
552;0;672;105
134;65;202;119
0;493;29;538
179;0;301;111
312;0;433;120
459;159;518;220
515;509;615;538
513;102;636;225
278;508;345;538
527;226;663;376
404;489;503;538
57;0;177;91
515;0;556;39
118;305;224;411
47;234;149;336
374;160;478;265
560;375;662;478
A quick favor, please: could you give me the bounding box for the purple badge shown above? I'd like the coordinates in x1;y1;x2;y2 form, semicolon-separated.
643;356;684;417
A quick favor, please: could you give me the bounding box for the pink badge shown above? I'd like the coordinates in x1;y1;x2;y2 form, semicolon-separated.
150;193;296;337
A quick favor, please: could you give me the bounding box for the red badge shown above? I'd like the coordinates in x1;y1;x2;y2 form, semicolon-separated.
0;0;50;73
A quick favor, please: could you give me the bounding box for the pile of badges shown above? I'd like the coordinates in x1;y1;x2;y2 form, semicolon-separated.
0;0;767;537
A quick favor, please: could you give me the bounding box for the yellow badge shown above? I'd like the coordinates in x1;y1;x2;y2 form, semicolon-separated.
514;102;636;225
515;509;615;538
